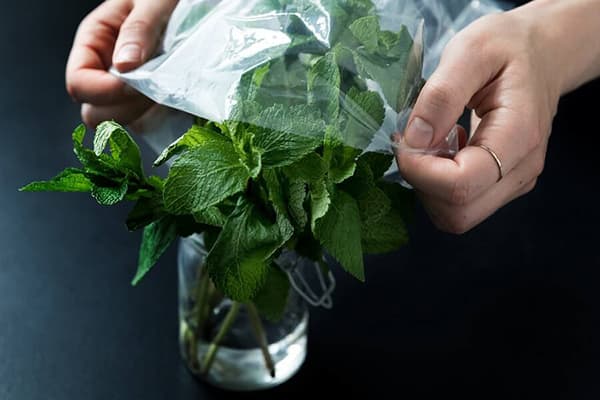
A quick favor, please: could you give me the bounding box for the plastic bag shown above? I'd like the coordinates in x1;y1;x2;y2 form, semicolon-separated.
117;0;507;160
116;0;508;307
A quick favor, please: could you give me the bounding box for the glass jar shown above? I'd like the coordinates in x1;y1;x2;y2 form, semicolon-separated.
178;234;309;391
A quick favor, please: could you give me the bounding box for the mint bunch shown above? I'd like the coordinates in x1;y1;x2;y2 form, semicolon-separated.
21;0;420;319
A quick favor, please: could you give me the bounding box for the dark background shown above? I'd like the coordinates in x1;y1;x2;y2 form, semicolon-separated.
2;1;599;399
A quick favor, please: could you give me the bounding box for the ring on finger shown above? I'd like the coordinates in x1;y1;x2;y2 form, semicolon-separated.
476;144;503;182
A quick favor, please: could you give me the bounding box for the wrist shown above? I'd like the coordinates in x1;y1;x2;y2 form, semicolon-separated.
517;0;600;96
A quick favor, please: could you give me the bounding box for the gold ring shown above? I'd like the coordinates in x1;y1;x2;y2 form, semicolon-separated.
477;144;503;182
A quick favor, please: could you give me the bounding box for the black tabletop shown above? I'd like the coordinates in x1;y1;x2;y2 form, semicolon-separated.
2;1;600;399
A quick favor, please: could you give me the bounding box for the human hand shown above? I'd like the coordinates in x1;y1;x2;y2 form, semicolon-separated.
395;6;564;234
66;0;178;128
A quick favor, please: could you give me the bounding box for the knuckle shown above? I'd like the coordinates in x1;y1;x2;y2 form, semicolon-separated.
449;179;472;207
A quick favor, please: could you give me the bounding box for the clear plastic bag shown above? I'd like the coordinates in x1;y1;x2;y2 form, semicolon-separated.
115;0;508;306
117;0;507;159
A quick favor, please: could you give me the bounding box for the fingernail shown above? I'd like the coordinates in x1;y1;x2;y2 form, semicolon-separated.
115;44;141;65
405;117;434;149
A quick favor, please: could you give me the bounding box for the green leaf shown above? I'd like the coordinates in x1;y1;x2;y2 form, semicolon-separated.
193;206;228;228
360;207;408;254
309;178;331;230
72;125;121;178
94;121;144;179
352;25;417;111
359;152;394;179
242;62;271;102
323;125;359;184
379;180;416;225
164;140;250;214
308;52;341;123
314;189;364;281
252;104;325;168
288;179;308;230
154;124;225;167
91;182;128;206
359;182;411;254
132;217;178;285
283;152;327;182
207;198;288;302
341;87;385;150
262;169;295;239
232;129;262;178
126;195;166;231
349;15;380;53
252;264;291;321
20;168;92;193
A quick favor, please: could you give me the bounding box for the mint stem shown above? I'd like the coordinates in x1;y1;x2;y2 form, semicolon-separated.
247;303;276;378
193;265;211;334
200;301;241;376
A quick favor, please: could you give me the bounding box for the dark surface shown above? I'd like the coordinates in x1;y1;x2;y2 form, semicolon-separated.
2;1;600;399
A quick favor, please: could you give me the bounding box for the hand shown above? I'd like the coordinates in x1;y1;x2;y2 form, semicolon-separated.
66;0;178;128
396;7;562;234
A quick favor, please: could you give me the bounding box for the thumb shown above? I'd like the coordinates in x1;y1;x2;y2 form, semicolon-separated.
403;37;500;150
113;1;177;73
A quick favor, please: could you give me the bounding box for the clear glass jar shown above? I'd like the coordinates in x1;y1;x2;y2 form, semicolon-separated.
178;234;309;391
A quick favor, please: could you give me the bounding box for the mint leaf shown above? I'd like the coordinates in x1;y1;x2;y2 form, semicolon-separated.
126;195;166;231
132;217;178;285
359;182;411;254
20;168;92;193
352;25;416;111
164;140;250;214
349;15;380;53
262;169;295;239
314;189;364;280
340;154;413;254
193;206;228;228
323;125;359;184
91;182;128;206
94;121;144;179
341;87;385;149
359;152;394;179
288;179;308;230
72;125;121;178
308;52;341;123
232;129;262;178
309;178;331;230
252;104;325;167
154;124;225;167
252;264;290;321
207;198;288;302
360;206;408;254
379;180;415;225
283;152;327;182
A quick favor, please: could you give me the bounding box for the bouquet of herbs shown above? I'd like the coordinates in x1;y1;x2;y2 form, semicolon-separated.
22;0;421;375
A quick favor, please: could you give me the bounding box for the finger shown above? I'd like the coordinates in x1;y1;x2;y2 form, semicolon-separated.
113;0;177;72
397;104;531;206
403;31;504;150
66;0;135;104
454;104;534;195
420;148;545;234
81;96;154;128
